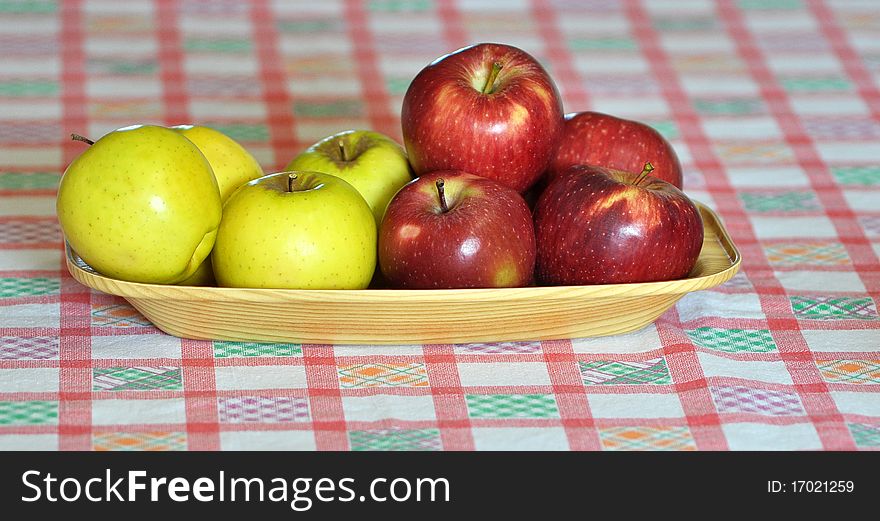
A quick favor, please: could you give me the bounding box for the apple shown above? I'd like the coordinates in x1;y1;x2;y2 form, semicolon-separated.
212;171;376;289
285;129;413;224
57;125;221;284
176;257;215;286
379;170;535;289
533;163;702;285
401;42;564;193
171;125;264;286
171;125;264;203
548;111;683;189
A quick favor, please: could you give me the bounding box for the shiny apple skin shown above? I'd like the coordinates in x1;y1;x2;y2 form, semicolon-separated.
401;43;564;193
548;111;683;189
534;164;703;285
379;170;536;289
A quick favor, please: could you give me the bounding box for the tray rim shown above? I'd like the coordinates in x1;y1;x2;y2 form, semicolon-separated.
64;201;741;303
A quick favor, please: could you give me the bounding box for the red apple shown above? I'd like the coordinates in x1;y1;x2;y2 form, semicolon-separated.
534;164;702;285
401;43;564;193
379;170;536;289
548;111;683;189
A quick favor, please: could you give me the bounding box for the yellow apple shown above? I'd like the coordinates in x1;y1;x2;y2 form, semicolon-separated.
171;125;264;203
212;171;376;289
171;125;264;286
285;130;413;224
57;125;222;284
176;257;216;286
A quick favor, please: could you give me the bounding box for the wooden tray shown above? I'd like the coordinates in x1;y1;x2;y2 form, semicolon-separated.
65;202;740;344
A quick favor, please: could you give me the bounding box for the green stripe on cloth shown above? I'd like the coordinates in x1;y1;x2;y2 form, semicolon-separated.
791;296;878;320
276;20;339;32
184;38;252;53
368;0;433;12
569;37;636;51
0;80;58;96
848;423;880;448
213;341;302;358
97;60;158;75
466;394;559;419
693;97;765;115
349;428;441;450
0;0;56;13
386;77;410;95
740;191;820;212
293;99;364;118
0;401;58;425
652;17;717;31
93;367;183;391
0;172;60;190
780;76;852;92
686;328;778;353
200;123;269;142
832;166;880;186
580;359;673;385
0;277;60;298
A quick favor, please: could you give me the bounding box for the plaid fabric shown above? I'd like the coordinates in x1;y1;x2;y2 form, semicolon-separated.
0;0;879;451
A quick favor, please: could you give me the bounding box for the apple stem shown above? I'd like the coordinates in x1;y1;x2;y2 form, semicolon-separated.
436;179;449;213
71;133;94;146
338;139;347;162
481;62;503;95
634;162;655;186
287;173;298;193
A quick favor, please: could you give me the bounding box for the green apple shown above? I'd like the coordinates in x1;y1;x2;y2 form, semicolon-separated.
57;125;222;284
171;124;264;202
171;125;264;286
285;130;413;224
212;171;376;289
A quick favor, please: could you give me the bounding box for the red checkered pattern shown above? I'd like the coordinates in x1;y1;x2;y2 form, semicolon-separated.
0;0;878;451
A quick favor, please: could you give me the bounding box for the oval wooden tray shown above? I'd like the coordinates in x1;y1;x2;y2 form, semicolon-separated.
65;202;740;344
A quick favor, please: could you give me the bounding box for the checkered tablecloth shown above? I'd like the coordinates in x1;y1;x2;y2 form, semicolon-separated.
1;0;878;451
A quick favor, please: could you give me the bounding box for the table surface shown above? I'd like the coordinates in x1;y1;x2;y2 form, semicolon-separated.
1;0;879;451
